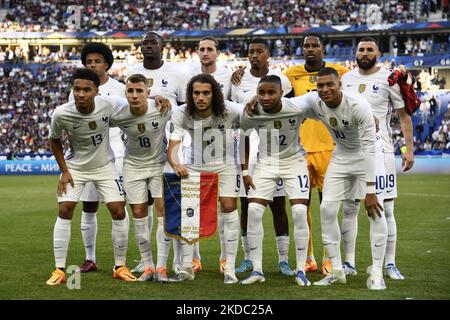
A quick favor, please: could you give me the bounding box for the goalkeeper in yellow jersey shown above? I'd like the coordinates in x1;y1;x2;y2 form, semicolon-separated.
284;35;349;275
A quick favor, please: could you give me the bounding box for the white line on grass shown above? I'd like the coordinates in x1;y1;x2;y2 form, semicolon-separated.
399;192;450;198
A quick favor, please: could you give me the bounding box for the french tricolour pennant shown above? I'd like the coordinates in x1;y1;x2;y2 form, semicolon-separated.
163;172;219;244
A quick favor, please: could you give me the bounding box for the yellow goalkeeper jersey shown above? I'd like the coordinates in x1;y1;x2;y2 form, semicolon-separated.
284;62;349;152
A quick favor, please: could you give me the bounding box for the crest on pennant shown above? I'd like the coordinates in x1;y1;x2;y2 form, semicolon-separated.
274;120;282;129
88;121;97;130
358;84;366;93
309;75;317;83
329;117;338;128
138;123;146;133
147;78;154;88
186;208;194;217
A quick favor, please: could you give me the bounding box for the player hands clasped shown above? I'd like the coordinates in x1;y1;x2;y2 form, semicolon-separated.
239;75;311;287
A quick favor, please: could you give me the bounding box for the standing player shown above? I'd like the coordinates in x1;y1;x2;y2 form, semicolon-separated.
239;75;310;286
253;68;381;286
46;69;135;285
188;36;233;273
126;31;188;274
231;38;295;276
111;74;172;282
284;34;349;275
341;37;414;280
167;74;242;284
68;42;127;273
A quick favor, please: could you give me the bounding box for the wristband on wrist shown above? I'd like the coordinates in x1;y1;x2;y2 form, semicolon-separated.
242;170;249;176
367;184;376;194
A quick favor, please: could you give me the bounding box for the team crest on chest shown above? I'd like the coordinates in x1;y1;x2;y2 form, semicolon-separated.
88;121;97;130
309;75;317;83
147;78;154;88
358;84;366;93
138;123;146;133
329;117;338;128
274;120;282;129
288;118;296;126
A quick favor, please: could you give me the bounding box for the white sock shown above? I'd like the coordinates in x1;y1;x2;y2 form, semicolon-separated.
193;241;201;261
222;210;240;274
180;240;194;271
276;236;289;263
172;239;182;270
156;217;171;269
242;235;250;260
54;217;72;269
384;200;397;266
369;210;388;276
247;203;265;273
218;212;226;261
342;200;359;266
112;218;129;267
81;211;97;262
291;204;309;272
124;205;130;228
147;205;153;235
320;200;343;271
133;217;154;269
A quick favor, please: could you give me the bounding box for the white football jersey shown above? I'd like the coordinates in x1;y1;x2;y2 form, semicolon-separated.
231;68;292;104
50;96;128;171
126;62;188;106
231;68;293;167
287;91;377;182
111;99;171;168
69;77;126;158
341;67;404;153
170;101;243;166
189;64;232;99
240;98;306;162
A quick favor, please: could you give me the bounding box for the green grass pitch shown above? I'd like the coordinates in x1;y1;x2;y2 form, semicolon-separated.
0;174;449;300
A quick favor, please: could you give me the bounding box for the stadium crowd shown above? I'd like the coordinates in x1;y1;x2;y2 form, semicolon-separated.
213;0;422;29
0;0;210;32
0;65;75;156
0;59;448;158
0;0;444;32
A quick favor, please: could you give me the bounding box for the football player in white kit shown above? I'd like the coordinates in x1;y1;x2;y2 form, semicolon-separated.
341;37;414;281
167;74;243;284
231;38;295;276
187;36;233;273
239;75;311;286
126;31;189;275
245;68;382;287
111;74;172;282
68;42;128;273
47;69;135;285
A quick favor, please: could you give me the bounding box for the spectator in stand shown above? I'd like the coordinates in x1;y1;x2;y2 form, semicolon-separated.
429;95;437;116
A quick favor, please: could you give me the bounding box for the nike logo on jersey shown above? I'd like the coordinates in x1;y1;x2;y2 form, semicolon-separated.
376;191;383;195
300;189;308;193
318;113;326;117
243;89;251;93
386;189;394;193
276;188;283;192
235;188;240;193
346;84;353;87
73;125;81;129
374;243;385;247
250;247;257;251
123;125;132;128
